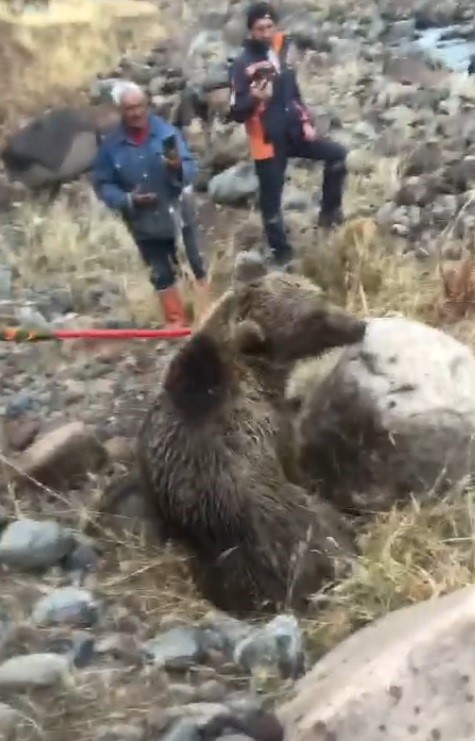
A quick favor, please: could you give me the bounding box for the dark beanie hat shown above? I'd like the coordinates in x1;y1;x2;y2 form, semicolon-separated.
246;2;278;29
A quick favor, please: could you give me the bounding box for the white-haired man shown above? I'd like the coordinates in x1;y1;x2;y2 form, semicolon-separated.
92;81;209;327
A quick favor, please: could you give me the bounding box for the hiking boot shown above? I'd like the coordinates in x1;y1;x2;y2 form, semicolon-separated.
156;286;188;329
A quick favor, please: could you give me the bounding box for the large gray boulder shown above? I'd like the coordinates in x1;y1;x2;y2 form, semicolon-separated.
290;316;475;513
279;584;475;741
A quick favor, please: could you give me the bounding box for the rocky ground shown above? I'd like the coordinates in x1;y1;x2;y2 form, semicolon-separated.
2;0;475;738
84;0;475;255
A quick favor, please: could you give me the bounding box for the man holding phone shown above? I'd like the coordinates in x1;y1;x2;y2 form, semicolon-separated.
92;81;209;328
229;2;348;269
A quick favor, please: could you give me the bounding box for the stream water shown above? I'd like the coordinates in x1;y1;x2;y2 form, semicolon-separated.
416;26;475;72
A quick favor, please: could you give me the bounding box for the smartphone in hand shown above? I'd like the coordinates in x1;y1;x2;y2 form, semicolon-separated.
131;186;157;206
162;134;178;159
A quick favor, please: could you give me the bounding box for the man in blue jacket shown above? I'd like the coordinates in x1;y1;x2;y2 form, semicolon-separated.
91;82;209;327
229;2;348;269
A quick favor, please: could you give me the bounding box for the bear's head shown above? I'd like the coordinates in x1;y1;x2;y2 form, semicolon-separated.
223;250;367;362
164;251;366;420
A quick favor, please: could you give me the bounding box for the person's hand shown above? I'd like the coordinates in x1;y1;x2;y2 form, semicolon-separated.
250;79;273;102
162;153;182;170
302;121;318;141
131;188;157;206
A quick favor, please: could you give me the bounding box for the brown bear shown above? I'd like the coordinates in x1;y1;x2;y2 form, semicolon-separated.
136;251;366;615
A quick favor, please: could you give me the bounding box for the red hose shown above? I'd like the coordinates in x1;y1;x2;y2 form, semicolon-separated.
53;327;192;340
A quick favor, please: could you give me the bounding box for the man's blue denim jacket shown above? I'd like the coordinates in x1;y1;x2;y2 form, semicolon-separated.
91;114;198;242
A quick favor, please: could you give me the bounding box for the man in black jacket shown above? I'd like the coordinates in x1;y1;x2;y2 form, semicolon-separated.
229;1;347;268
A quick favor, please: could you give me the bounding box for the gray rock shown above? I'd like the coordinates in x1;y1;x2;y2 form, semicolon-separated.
201;612;253;659
395;176;437;207
0;653;71;689
0;266;12;300
0;703;18;737
283;187;312;212
432;194;458;225
401;142;444;177
14;305;50;330
0;518;76;570
279;584;475;741
196;679;227;703
142;626;204;669
206;125;248;173
0;610;11;655
459;155;475;183
63;541;99;576
202;63;231;92
5;391;35;419
386;18;416;41
90;77;121;104
234;614;305;679
168;683;198;704
160;719;200;741
187;30;223;62
208;163;258;206
165;699;284;739
31;587;99;628
164;702;229;726
18;421;108;487
48;631;96;668
94;724;144;741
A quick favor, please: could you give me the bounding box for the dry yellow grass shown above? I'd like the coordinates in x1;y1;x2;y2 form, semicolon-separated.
303;484;475;657
0;0;165;135
13;190;161;325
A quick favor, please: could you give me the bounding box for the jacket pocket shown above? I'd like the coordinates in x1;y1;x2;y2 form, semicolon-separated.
127;203;176;241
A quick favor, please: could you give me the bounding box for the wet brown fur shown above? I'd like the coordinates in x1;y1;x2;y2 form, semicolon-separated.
137;253;366;615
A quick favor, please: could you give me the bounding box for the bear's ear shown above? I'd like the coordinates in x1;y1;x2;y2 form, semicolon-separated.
232;250;267;285
233;318;267;354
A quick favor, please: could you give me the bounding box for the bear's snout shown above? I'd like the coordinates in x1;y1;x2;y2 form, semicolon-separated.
323;313;366;348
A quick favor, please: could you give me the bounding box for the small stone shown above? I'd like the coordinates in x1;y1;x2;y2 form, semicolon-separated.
160;719;200;741
208;163;258;206
47;631;96;668
234;614;305;679
0;518;76;570
14;306;50;331
163;703;229;730
0;702;18;737
31;587;99;628
3;416;40;451
0;266;12;300
196;679;227;703
5;391;35;419
62;379;86;404
18;421;108;487
0;653;71;689
142;626;204;669
0;610;11;654
145;706;168;734
104;436;135;463
201;612;253;659
282;187;311;212
96;633;143;665
168;683;198;704
94;724;144;741
63;541;98;575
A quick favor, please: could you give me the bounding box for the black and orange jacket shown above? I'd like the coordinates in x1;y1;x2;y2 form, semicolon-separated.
229;32;310;160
